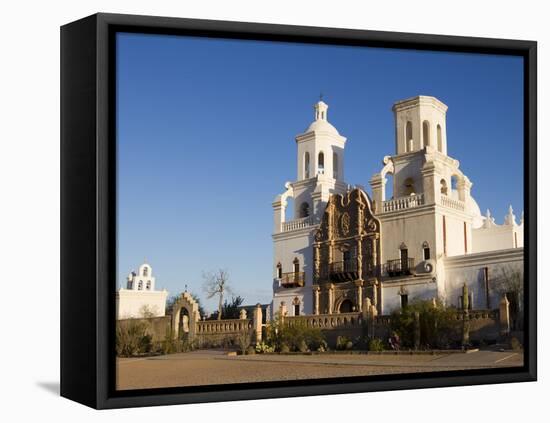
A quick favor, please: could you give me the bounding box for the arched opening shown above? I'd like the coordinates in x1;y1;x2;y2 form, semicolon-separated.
304;152;310;179
138;280;143;290
293;257;300;274
333;152;338;179
318;151;325;174
178;308;190;341
143;266;148;276
127;280;133;290
293;297;301;316
385;172;394;200
339;299;353;313
403;177;415;196
440;179;448;195
422;241;431;260
276;262;282;279
423;120;430;147
437;124;443;152
286;196;295;220
299;202;310;218
146;280;151;290
451;175;459;191
405;121;413;152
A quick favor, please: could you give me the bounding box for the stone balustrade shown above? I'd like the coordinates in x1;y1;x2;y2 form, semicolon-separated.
440;195;465;211
281;216;314;232
285;312;363;329
196;319;253;334
381;193;425;213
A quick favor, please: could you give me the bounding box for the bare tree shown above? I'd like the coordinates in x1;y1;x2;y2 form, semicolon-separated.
202;269;232;320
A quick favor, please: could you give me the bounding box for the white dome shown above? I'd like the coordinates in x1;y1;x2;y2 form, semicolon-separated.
451;190;483;228
305;119;340;135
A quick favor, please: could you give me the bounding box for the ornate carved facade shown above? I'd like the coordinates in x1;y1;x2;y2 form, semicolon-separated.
313;188;381;314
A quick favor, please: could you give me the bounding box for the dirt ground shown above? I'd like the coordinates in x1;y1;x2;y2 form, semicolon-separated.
116;349;523;390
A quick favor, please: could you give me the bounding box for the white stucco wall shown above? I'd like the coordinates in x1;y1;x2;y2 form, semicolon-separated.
380;277;438;314
444;248;524;309
116;289;168;319
472;223;524;253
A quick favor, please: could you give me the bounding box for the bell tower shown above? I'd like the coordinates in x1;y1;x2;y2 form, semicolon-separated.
295;100;347;184
393;95;448;156
271;99;350;317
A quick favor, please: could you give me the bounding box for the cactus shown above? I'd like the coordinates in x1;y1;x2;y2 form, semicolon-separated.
462;283;469;311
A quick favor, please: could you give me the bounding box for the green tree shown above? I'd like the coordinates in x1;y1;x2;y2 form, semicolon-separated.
209;296;244;320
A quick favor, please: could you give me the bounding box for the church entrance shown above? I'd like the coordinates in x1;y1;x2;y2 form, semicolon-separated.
339;299;353;313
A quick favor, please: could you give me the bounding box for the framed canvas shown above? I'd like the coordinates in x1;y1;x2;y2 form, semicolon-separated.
60;13;537;409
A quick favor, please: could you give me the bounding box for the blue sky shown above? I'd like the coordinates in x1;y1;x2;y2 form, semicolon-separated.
116;32;524;312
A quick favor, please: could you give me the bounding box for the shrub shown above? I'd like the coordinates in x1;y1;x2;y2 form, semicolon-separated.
116;320;152;357
255;341;275;354
265;314;326;353
390;300;459;349
368;338;385;352
237;329;253;355
336;336;352;351
317;340;328;352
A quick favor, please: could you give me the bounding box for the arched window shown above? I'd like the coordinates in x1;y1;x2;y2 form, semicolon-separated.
422;241;431;260
293;297;301;316
146;280;151;290
318;152;325;174
299;202;310;218
437;124;443;152
440;179;448;195
451;175;459;191
404;177;415;196
422;120;430;147
143;266;148;277
276;263;282;279
333;152;338;179
304;152;310;179
405;121;413;152
293;258;300;274
138;280;143;290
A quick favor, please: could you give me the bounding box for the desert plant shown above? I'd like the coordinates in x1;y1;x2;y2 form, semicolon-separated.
316;340;328;352
116;319;152;357
236;329;253;355
336;336;353;351
368;338;385;352
264;313;325;352
255;341;275;354
390;299;459;349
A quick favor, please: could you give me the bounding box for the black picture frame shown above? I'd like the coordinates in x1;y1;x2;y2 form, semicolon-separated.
61;12;537;409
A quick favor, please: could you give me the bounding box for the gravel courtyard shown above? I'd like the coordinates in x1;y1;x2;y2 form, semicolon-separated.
116;349;523;390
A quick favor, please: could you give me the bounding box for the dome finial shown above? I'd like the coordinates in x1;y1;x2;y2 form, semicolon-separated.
314;98;328;121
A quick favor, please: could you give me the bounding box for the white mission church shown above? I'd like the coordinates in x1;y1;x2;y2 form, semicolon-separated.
272;96;523;318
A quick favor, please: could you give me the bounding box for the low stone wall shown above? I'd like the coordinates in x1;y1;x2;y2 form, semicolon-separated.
117;316;171;343
285;312;364;346
118;306;504;351
371;309;501;345
195;319;254;348
465;309;500;342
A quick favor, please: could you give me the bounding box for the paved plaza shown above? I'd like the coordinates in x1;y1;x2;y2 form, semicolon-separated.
116;349;523;390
